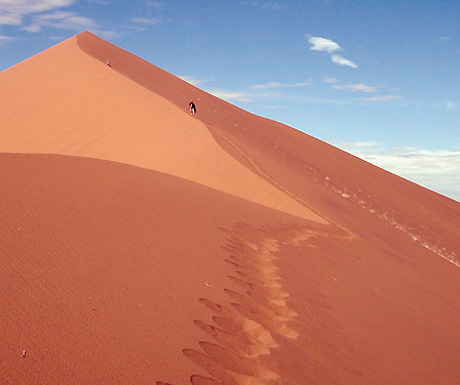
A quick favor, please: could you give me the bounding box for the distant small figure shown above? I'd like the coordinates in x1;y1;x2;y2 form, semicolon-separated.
106;59;112;67
188;100;196;115
22;350;26;358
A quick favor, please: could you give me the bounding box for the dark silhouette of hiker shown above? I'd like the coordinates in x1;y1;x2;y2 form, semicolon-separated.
188;100;196;115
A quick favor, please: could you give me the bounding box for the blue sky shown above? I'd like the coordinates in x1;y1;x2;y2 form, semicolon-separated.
1;0;459;201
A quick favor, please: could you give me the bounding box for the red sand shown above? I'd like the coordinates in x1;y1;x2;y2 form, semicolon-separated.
1;32;459;385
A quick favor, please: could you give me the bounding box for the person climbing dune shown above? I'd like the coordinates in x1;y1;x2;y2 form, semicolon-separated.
188;100;196;115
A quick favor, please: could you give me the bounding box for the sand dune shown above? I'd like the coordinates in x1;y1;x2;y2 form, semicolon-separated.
1;32;460;385
78;31;460;267
0;33;323;223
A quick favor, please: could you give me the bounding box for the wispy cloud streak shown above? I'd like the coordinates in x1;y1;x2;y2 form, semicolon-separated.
335;141;460;202
132;17;161;25
331;82;402;102
0;0;75;14
331;54;357;68
22;11;95;32
261;2;287;11
332;83;378;93
0;0;117;37
361;95;403;102
0;0;75;26
251;80;312;89
209;89;253;103
178;75;210;87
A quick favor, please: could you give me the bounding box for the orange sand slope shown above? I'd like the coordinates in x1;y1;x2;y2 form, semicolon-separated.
1;32;460;385
0;32;322;223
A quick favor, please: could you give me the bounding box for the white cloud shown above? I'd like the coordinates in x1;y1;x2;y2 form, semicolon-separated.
324;76;339;83
0;0;74;14
178;75;210;87
0;0;116;38
251;80;312;89
245;1;287;11
0;34;13;46
308;36;341;53
0;11;22;25
264;104;288;110
261;2;287;11
333;83;378;93
209;89;253;103
331;83;403;102
308;36;357;68
331;54;357;68
22;11;95;32
345;141;379;148
361;95;403;102
132;17;161;25
179;77;280;105
0;0;101;34
334;141;460;202
146;1;163;10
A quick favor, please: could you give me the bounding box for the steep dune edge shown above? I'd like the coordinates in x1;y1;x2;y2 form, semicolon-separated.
0;34;325;223
75;31;460;265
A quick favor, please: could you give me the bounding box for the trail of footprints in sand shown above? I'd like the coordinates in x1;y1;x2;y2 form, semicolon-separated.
158;223;301;385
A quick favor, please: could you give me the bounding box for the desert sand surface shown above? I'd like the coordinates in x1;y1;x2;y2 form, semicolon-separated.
1;31;460;385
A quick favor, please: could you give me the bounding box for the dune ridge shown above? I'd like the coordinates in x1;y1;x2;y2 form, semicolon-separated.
0;33;324;223
1;32;460;385
76;31;460;266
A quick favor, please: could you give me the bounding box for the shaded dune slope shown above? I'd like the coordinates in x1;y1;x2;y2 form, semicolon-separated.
76;32;460;266
1;32;460;385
